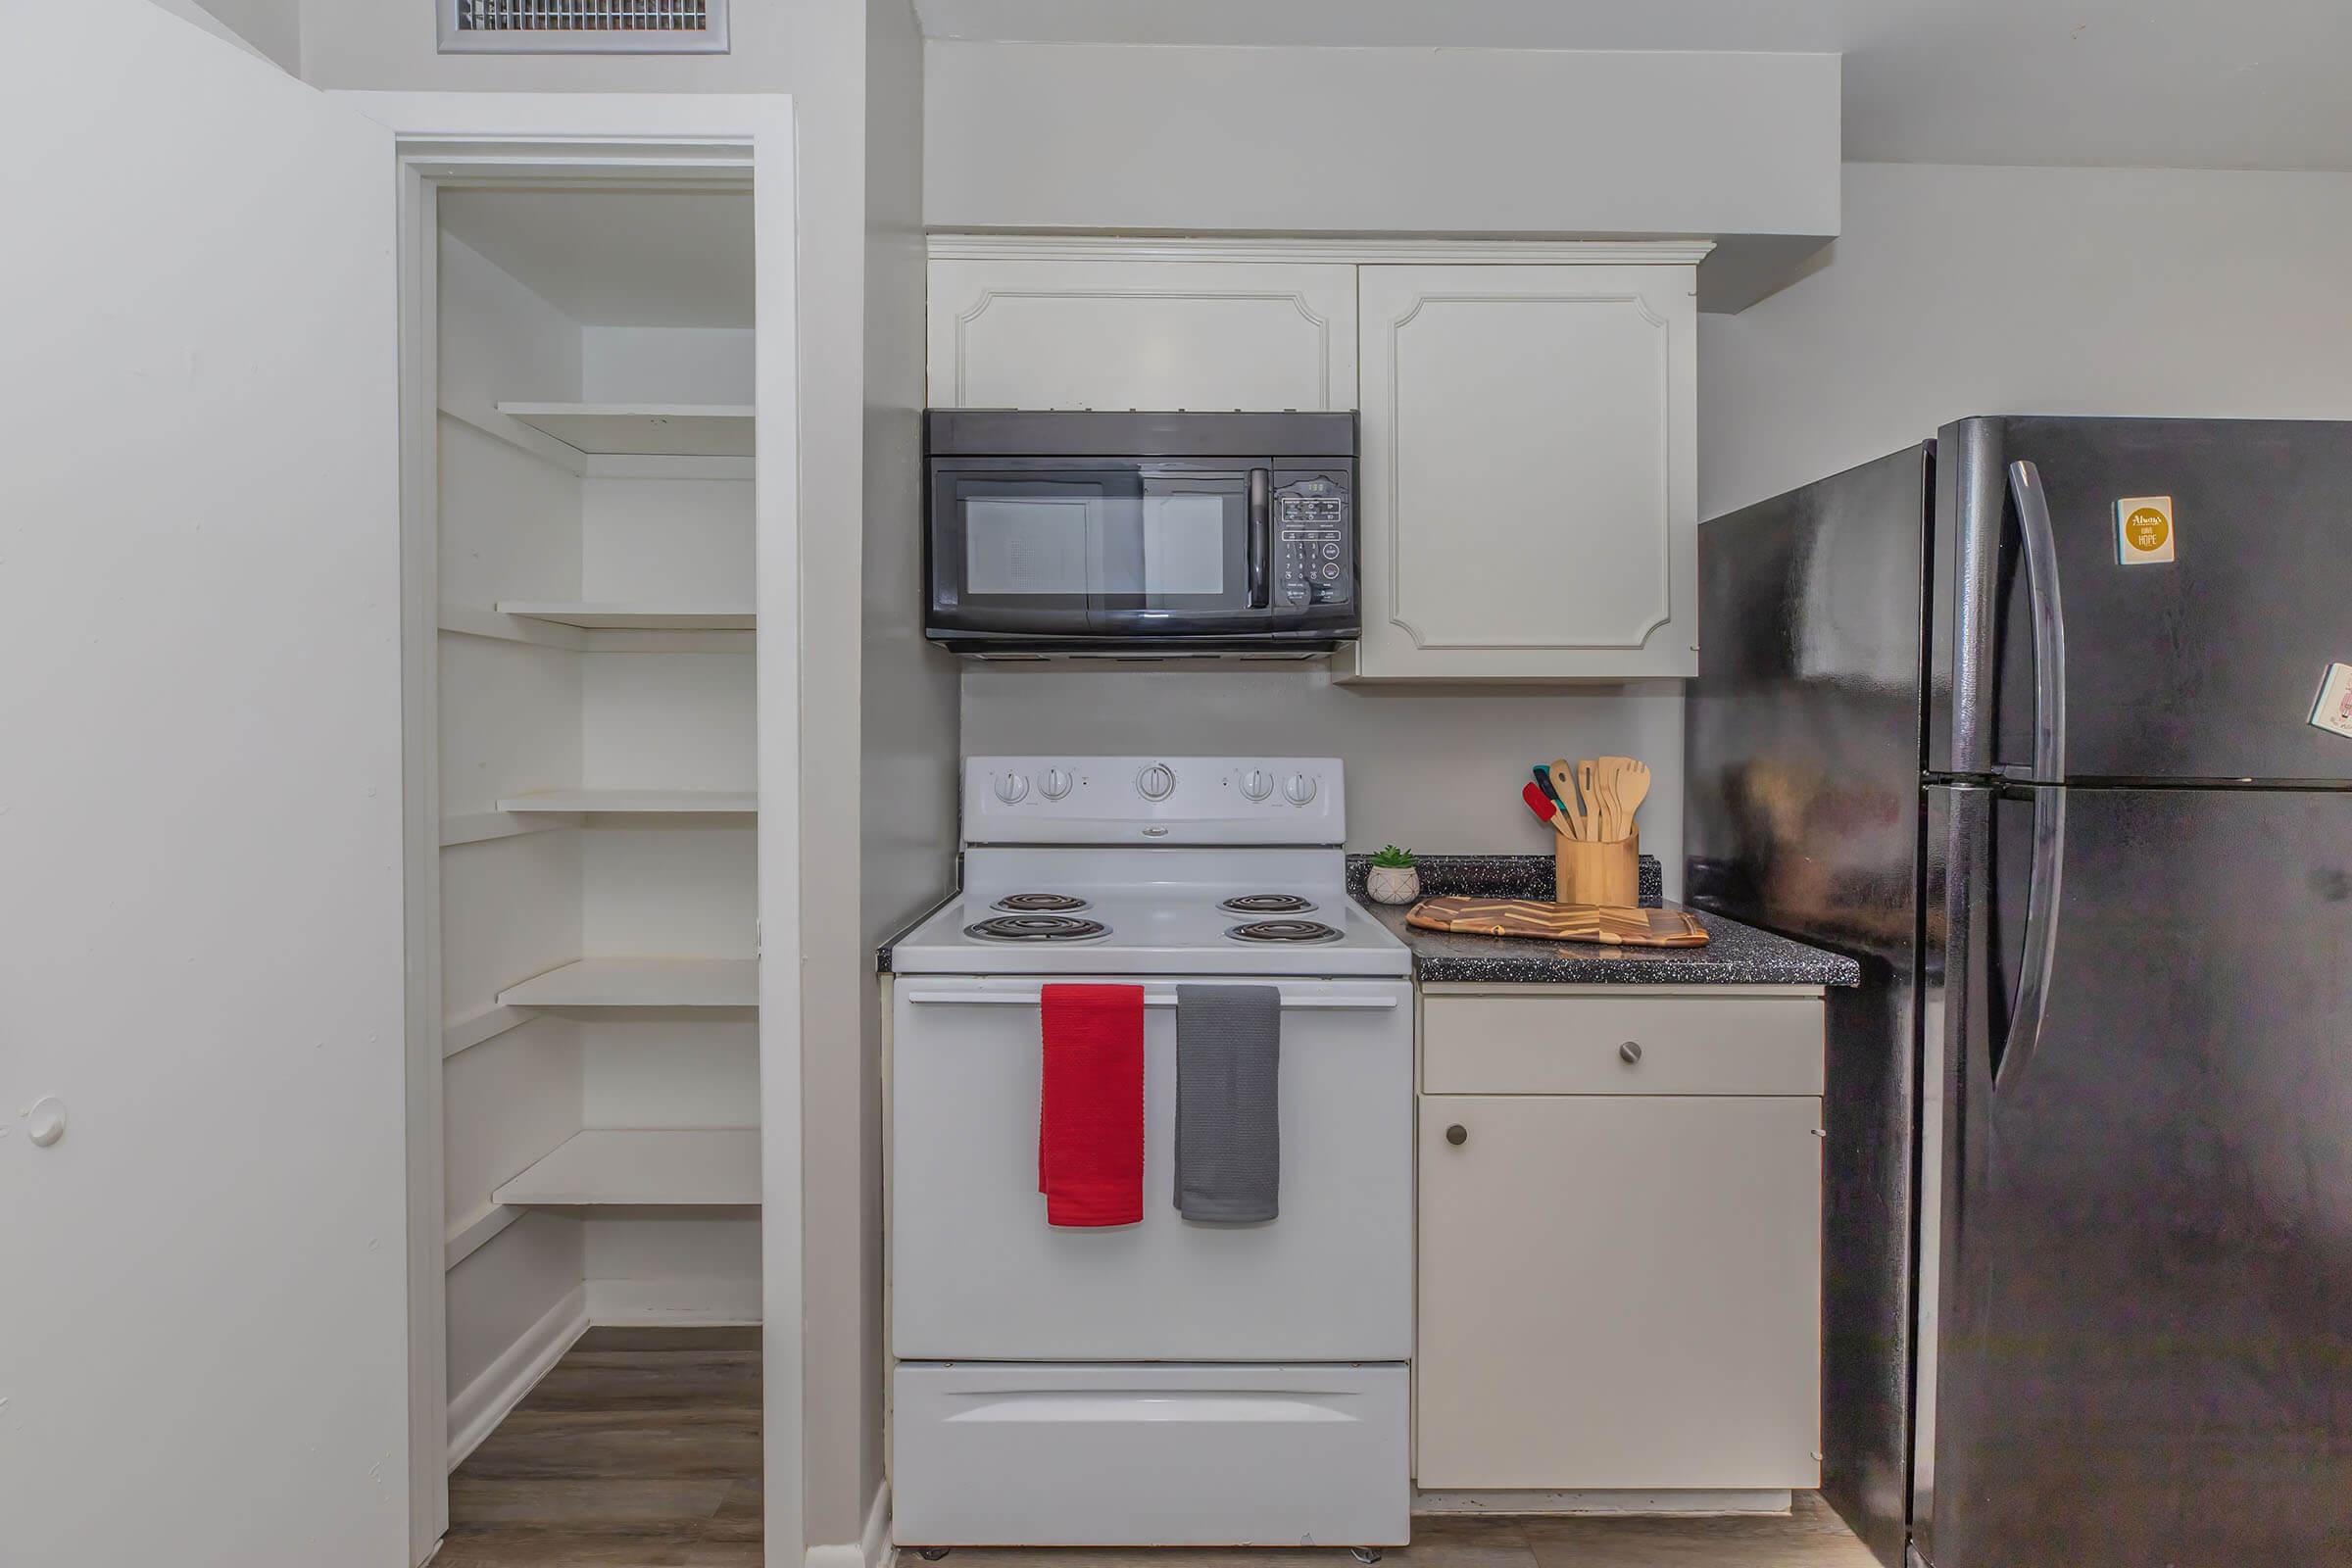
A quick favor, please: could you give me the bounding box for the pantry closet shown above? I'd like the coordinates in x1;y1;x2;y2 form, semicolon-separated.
424;184;763;1473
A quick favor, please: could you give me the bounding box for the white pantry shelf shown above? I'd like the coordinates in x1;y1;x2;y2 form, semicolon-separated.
496;601;756;631
496;789;757;815
500;956;757;1009
494;1129;760;1208
496;401;755;458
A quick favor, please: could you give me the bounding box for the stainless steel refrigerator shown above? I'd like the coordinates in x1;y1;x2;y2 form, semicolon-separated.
1685;416;2352;1568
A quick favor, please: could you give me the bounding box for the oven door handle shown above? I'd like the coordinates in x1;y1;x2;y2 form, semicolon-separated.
1248;467;1271;609
900;988;1398;1011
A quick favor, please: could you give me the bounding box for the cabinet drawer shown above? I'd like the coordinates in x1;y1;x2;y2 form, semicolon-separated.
894;1361;1408;1546
1422;991;1822;1096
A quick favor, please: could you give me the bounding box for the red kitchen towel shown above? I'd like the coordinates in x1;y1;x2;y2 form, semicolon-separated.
1037;983;1145;1227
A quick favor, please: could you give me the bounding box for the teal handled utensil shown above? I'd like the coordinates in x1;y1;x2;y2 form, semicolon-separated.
1532;765;1570;817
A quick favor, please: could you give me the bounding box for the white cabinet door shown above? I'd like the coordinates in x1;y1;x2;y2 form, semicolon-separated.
929;258;1357;412
1416;1095;1822;1491
0;5;408;1562
1346;265;1697;680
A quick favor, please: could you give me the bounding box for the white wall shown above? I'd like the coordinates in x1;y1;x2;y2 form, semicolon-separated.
185;0;299;71
1699;161;2352;516
851;0;962;1539
302;0;792;89
924;41;1840;311
964;664;1687;865
959;161;2352;897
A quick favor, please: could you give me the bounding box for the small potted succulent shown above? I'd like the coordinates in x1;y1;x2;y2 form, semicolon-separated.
1366;845;1421;906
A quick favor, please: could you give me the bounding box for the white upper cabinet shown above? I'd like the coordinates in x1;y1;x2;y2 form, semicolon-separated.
1343;262;1698;681
928;257;1356;412
925;243;1699;680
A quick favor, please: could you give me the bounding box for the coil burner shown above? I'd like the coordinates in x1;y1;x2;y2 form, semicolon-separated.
992;892;1093;913
1226;918;1343;945
964;914;1110;943
1218;893;1318;916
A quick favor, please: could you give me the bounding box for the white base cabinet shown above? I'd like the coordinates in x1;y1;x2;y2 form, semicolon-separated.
1415;987;1824;1493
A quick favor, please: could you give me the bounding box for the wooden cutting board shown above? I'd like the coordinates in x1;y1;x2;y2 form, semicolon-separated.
1405;897;1710;948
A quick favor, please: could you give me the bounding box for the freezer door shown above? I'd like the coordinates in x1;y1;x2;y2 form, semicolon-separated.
1931;416;2352;783
1917;784;2352;1568
1686;443;1932;1568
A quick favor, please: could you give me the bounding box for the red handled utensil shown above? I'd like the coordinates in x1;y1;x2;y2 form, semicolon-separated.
1521;780;1572;838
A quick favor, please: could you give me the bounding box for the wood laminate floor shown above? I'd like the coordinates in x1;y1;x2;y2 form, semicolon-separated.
897;1496;1877;1568
437;1326;762;1567
440;1329;1872;1568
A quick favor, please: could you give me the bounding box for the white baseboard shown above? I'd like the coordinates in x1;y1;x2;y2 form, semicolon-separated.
805;1479;892;1568
584;1275;762;1325
862;1479;893;1568
1413;1488;1793;1517
446;1285;589;1471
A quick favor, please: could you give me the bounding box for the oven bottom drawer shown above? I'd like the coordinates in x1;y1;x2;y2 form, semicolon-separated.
891;1361;1409;1547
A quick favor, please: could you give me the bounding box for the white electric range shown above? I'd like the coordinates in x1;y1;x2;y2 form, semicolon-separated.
888;758;1412;1556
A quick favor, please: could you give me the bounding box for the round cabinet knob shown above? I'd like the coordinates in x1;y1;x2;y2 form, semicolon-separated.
1283;773;1318;807
1040;767;1073;801
1239;768;1275;803
993;772;1030;805
1619;1041;1643;1065
1445;1124;1468;1147
1136;763;1177;802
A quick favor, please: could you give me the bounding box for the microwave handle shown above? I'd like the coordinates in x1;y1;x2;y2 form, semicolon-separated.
1248;467;1270;608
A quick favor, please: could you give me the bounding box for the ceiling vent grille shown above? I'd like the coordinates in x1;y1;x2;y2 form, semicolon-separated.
440;0;728;53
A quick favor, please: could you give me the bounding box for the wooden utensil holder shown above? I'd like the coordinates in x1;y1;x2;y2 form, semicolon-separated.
1555;829;1640;906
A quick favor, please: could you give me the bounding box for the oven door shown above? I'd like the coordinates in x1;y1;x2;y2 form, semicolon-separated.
888;975;1413;1361
929;461;1265;642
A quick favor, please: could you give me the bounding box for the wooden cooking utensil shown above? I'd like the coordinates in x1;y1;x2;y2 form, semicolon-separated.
1596;756;1638;841
1577;760;1601;842
1547;760;1580;839
1614;760;1652;829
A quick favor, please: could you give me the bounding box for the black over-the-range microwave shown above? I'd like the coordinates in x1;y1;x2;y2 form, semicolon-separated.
923;410;1360;657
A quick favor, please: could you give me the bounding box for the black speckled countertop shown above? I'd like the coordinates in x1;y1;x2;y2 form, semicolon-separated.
1348;854;1862;988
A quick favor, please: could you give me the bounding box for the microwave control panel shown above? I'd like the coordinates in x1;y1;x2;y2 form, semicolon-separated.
1274;474;1352;608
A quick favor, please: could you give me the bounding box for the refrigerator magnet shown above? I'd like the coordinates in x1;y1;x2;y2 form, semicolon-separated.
2114;496;2177;564
2312;662;2352;741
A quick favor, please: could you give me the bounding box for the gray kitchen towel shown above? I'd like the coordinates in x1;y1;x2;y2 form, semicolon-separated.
1174;983;1281;1222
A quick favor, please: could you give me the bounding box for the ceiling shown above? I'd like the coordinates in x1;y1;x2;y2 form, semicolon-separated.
438;189;756;329
910;0;2352;171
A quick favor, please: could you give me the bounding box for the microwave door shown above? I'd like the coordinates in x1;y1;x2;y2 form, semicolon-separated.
1092;468;1260;635
933;469;1141;639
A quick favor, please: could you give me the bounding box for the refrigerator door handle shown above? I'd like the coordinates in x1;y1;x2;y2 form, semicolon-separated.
1996;784;2067;1094
2007;460;2068;782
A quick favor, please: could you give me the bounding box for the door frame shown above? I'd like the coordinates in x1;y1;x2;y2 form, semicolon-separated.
331;91;803;1568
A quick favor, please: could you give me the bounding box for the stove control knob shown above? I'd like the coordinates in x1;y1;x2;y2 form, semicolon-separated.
993;771;1030;805
1136;762;1177;802
1039;767;1074;801
1283;772;1319;807
1238;767;1275;803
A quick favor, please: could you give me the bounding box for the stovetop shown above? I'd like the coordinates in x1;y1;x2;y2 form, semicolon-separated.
890;849;1412;978
889;758;1410;977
